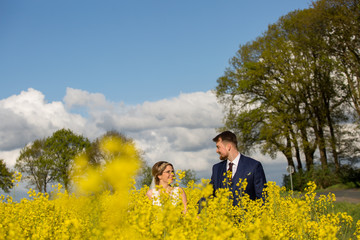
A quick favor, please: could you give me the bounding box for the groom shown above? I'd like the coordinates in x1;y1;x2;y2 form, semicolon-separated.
210;131;267;206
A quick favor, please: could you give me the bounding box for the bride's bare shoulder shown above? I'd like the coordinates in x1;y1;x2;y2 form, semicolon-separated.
146;189;153;198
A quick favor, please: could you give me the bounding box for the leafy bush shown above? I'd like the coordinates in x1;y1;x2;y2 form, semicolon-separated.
338;165;360;188
283;163;360;191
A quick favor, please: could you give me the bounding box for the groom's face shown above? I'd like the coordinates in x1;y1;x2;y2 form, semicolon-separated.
215;139;229;161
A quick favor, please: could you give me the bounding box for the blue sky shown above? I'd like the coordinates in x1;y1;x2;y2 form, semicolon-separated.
0;1;312;192
1;0;311;104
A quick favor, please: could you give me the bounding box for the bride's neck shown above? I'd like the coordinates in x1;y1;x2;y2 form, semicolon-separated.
159;182;172;191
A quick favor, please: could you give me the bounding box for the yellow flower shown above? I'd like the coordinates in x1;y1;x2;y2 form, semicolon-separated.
1;164;355;239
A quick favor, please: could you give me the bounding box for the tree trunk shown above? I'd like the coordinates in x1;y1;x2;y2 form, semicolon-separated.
323;94;340;172
299;125;315;171
313;113;328;170
284;135;295;170
290;127;303;171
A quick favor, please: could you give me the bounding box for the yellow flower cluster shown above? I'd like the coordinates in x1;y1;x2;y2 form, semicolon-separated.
1;181;358;239
0;137;359;239
10;172;22;188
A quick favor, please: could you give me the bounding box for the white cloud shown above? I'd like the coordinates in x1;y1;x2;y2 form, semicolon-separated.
131;127;219;170
64;87;112;110
0;88;89;150
0;88;284;187
0;148;21;168
82;91;223;132
63;89;226;174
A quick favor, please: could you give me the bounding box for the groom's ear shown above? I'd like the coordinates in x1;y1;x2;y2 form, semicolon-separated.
225;142;232;151
227;142;236;151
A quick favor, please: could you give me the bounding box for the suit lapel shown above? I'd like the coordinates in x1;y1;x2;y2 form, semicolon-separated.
219;161;228;188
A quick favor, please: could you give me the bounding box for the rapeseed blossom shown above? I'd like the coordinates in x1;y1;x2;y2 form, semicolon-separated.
0;136;359;239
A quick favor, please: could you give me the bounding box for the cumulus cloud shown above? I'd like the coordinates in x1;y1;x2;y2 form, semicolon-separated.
81;91;223;132
62;89;226;174
0;149;22;167
0;88;286;185
64;87;113;110
0;89;88;150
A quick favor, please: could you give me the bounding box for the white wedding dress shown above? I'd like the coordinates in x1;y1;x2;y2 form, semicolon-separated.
151;187;181;206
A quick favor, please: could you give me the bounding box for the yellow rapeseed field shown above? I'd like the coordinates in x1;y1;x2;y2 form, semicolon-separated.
1;136;359;239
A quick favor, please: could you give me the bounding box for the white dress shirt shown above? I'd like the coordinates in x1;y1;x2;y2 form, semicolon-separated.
227;153;240;178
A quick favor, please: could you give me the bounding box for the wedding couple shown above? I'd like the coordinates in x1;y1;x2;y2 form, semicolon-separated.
146;131;267;211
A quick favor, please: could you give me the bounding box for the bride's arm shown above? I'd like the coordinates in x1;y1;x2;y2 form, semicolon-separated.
179;187;187;213
146;189;153;200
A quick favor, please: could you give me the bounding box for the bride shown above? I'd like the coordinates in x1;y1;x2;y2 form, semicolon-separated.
146;161;187;213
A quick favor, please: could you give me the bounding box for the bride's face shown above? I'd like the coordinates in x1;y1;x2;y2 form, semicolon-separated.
158;165;175;185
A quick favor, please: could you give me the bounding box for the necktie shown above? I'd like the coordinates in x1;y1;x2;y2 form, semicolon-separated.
228;162;234;179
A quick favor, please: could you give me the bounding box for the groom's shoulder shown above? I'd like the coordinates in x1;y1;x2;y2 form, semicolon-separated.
241;154;262;165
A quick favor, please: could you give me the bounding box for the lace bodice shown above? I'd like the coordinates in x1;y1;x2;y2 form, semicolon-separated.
151;187;180;206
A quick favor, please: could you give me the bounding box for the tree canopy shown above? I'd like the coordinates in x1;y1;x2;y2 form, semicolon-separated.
215;0;360;189
0;159;13;193
15;129;151;193
16;129;91;192
15;138;52;192
45;129;91;191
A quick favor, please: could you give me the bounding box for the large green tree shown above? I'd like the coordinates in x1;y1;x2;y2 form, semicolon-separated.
215;1;354;182
15;139;53;192
45;129;91;191
316;0;360;118
282;6;349;172
87;130;143;165
0;159;14;193
86;130;148;189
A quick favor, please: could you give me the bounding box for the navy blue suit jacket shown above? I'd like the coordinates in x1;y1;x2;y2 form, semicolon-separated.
210;154;267;206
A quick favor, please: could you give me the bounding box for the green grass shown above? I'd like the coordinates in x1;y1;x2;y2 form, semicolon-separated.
332;201;360;239
314;183;357;193
285;185;360;238
315;184;360;238
326;183;357;191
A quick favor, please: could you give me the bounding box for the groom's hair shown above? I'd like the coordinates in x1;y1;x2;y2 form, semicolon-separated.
213;131;238;149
